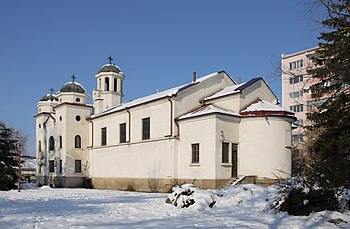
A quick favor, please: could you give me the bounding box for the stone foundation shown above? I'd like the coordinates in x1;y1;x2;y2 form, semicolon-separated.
36;175;84;188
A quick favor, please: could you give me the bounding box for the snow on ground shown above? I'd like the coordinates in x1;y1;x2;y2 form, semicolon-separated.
0;184;349;228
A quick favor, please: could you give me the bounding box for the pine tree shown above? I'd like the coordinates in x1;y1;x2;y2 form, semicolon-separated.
307;0;350;187
0;121;18;190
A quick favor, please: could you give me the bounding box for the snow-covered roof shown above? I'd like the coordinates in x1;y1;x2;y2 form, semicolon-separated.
240;100;292;113
204;77;266;101
92;72;220;118
178;104;239;120
204;83;244;101
59;81;87;94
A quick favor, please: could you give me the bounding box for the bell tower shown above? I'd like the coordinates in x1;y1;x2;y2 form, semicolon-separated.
93;56;125;114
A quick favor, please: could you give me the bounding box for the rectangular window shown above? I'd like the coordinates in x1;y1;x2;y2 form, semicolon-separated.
289;75;304;84
289;104;304;113
49;160;54;173
101;127;107;146
119;123;126;143
191;143;199;163
222;142;229;163
142;118;150;140
289;59;303;70
75;160;81;173
59;159;62;173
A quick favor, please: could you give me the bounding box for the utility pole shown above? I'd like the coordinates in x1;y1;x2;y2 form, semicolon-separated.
16;143;21;192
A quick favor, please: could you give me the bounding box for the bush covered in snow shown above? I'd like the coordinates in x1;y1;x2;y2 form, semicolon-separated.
267;177;350;216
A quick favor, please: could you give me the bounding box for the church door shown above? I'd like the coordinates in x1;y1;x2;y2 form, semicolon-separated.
231;144;238;178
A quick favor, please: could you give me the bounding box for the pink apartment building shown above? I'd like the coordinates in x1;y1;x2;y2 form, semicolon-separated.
281;47;318;149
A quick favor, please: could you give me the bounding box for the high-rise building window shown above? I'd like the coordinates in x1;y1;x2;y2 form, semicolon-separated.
290;104;304;113
289;59;303;70
289;75;303;84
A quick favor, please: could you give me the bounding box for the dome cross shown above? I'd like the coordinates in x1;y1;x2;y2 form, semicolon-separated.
71;74;76;83
108;56;113;64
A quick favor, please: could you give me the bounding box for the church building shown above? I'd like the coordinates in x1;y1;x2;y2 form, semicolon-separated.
35;57;295;192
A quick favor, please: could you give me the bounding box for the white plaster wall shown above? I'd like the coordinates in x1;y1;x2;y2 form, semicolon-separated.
177;116;216;179
214;115;240;179
239;81;278;109
90;139;174;179
239;116;292;179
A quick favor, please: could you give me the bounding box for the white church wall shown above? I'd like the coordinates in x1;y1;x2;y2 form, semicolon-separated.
239;81;278;110
214;115;240;179
238;116;292;179
177;116;217;180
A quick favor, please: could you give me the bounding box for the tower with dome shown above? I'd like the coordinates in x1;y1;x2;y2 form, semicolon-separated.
35;57;295;191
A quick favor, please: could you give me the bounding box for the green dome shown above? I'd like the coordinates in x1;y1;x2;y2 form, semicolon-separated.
60;82;86;94
40;94;58;102
97;64;122;74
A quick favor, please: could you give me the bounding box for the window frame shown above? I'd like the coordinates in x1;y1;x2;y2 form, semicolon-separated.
142;117;150;140
75;135;82;148
49;160;54;173
75;160;82;173
222;142;229;163
119;123;127;143
49;136;55;151
101;127;107;146
191;143;200;164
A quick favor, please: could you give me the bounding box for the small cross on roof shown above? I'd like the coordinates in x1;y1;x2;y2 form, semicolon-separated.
49;88;54;95
71;74;76;83
108;55;113;64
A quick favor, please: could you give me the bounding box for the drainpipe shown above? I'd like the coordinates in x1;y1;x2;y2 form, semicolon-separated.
168;98;173;137
126;108;131;143
89;119;94;147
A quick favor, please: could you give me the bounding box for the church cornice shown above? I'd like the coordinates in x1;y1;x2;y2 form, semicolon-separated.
54;102;93;109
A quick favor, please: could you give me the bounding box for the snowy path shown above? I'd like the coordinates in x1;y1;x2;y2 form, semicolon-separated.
0;186;349;228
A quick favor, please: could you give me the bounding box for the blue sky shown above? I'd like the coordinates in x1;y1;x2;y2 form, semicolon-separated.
0;1;319;155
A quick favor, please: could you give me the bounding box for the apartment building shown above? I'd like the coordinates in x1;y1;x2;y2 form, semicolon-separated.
281;47;319;149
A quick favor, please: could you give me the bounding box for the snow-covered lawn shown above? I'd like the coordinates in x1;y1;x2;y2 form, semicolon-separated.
0;185;349;228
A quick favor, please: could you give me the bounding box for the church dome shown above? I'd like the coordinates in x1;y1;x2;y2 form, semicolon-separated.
60;82;86;94
40;94;58;102
97;64;122;74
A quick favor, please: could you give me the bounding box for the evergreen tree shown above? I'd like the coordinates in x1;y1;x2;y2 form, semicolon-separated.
0;121;18;190
307;0;350;187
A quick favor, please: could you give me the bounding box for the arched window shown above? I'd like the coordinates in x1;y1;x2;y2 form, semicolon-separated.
114;78;117;92
104;77;110;91
59;136;62;149
75;98;80;103
38;140;42;152
98;78;102;90
75;135;81;148
49;136;55;151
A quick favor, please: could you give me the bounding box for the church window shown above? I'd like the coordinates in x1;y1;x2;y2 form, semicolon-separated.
101;127;107;146
75;160;81;173
39;124;41;128
114;78;117;92
59;160;62;173
75;98;80;103
75;115;81;121
120;123;126;143
104;78;110;91
222;142;229;163
49;160;54;173
38;140;42;152
59;136;62;149
49;136;55;151
142;118;150;140
191;143;199;164
59;116;62;121
75;135;81;148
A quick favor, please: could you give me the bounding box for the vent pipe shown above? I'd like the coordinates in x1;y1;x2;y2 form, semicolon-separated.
193;72;197;82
